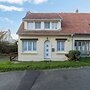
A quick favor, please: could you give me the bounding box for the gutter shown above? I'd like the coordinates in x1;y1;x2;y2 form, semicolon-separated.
74;33;90;35
18;31;71;36
71;34;74;50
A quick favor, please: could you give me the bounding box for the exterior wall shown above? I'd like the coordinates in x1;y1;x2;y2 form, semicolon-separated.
24;22;27;29
18;35;72;61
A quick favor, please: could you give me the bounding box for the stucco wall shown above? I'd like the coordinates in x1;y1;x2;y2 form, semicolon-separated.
18;35;72;61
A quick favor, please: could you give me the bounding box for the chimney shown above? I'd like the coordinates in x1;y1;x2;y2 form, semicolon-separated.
75;9;79;13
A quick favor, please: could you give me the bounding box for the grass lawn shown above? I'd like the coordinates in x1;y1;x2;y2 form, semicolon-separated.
0;57;90;72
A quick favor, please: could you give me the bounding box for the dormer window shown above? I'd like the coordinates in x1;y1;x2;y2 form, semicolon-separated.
26;20;61;30
44;22;50;29
35;22;41;29
27;22;33;30
52;22;58;30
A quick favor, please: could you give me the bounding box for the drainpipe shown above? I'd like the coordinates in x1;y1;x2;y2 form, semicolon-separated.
71;34;74;50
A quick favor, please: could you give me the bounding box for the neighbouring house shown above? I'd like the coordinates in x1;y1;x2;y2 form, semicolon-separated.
17;12;90;61
0;29;15;43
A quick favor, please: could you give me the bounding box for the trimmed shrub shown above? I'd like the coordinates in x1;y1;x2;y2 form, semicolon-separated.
65;50;81;61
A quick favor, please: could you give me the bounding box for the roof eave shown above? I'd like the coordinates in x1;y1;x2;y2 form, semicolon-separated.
18;33;71;36
23;18;62;21
74;33;90;35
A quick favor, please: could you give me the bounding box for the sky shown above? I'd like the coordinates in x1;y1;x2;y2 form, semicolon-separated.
0;0;90;39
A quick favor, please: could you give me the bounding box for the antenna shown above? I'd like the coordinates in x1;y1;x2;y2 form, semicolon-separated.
75;9;79;13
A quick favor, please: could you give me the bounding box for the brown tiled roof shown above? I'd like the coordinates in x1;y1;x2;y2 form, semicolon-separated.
17;13;90;36
59;13;90;34
17;22;24;34
18;30;69;36
23;13;62;19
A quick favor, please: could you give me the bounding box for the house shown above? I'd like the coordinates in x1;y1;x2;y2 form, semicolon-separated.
0;29;15;43
17;12;90;61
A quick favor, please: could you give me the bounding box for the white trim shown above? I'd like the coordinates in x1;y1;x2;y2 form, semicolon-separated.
56;51;68;54
21;51;37;54
50;22;52;30
41;22;44;30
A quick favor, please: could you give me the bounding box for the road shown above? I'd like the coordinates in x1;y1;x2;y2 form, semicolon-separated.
0;67;90;90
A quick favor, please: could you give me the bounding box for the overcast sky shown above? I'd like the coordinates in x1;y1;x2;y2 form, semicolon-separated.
0;0;90;39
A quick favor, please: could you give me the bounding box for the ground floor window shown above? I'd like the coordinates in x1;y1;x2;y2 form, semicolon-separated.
57;40;65;51
75;41;90;55
22;40;37;52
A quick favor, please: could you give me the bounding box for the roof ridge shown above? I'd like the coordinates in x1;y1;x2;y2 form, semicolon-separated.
28;12;60;14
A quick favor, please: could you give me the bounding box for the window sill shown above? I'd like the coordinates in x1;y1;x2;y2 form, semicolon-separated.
56;51;68;54
21;51;38;55
35;29;42;30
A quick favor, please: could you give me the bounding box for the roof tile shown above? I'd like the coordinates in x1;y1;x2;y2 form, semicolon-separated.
23;13;62;19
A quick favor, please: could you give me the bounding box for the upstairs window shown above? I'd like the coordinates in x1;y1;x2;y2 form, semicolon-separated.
35;22;41;29
52;22;58;30
44;22;50;29
27;21;59;30
57;40;65;51
27;22;33;30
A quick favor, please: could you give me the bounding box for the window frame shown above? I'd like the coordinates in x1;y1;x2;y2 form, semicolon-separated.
74;41;90;52
52;22;58;30
44;22;50;29
22;40;37;52
27;22;33;30
57;40;65;51
35;22;41;29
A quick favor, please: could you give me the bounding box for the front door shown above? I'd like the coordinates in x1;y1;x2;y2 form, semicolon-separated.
44;40;51;59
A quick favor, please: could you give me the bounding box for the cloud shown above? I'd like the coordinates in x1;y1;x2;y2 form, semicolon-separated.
32;0;48;4
0;0;26;4
0;5;24;11
0;0;48;4
0;17;13;24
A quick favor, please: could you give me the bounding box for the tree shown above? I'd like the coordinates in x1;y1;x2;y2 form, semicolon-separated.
0;41;18;54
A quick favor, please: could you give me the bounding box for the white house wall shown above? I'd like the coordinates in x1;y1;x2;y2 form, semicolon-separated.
18;35;72;61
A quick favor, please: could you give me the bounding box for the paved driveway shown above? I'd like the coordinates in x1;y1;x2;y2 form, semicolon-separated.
0;67;90;90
